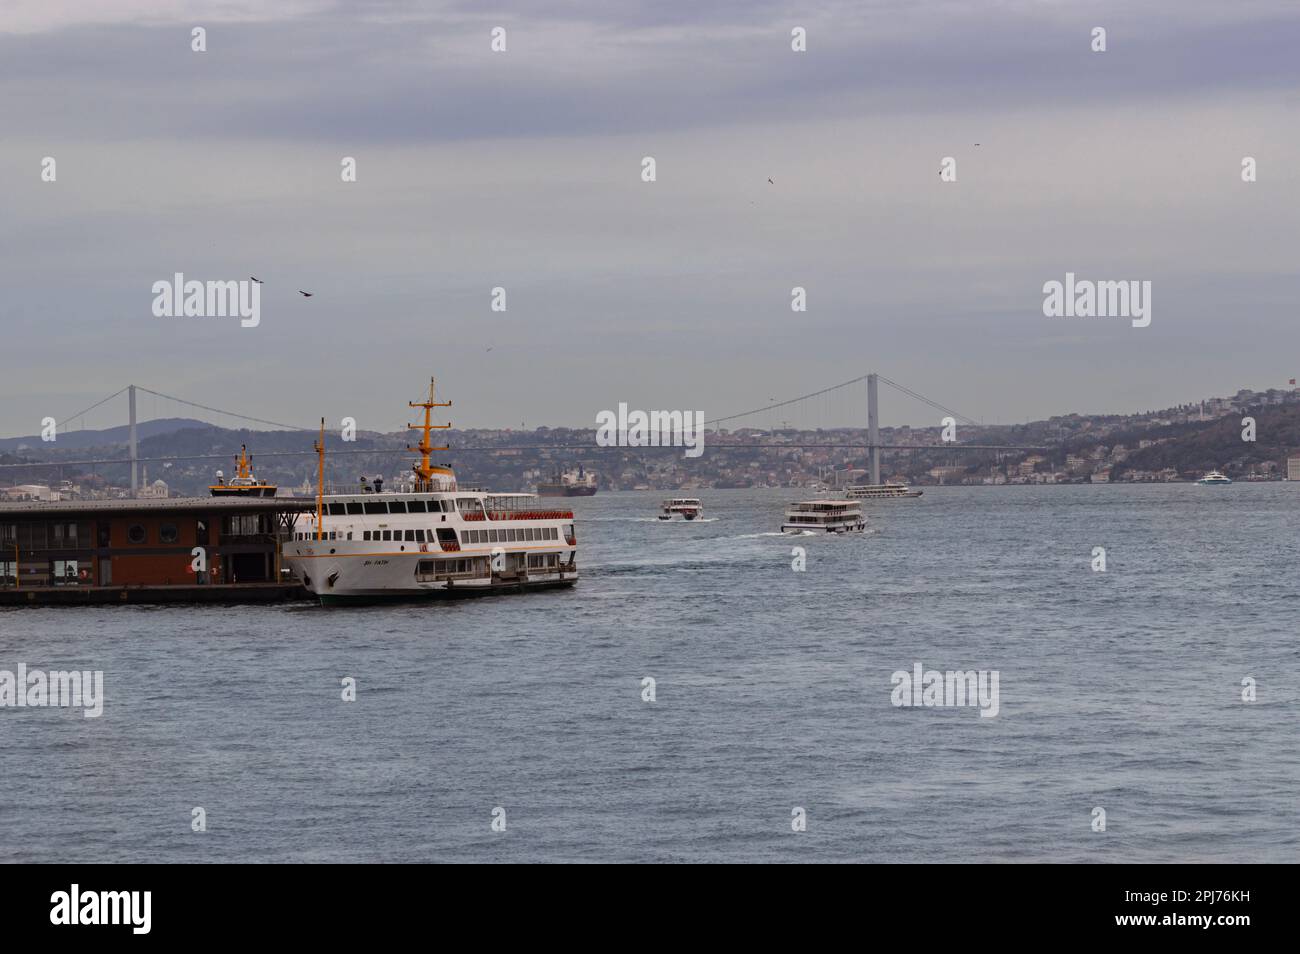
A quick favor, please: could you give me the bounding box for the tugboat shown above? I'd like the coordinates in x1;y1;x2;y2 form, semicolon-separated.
1197;470;1232;486
659;497;702;520
210;445;278;497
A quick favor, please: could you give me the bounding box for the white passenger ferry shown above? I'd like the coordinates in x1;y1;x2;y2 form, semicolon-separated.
1196;471;1232;486
281;380;577;605
659;497;702;520
781;500;866;533
844;481;922;499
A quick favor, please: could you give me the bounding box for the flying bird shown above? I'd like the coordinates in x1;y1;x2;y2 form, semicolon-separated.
250;276;263;283
298;290;313;297
767;177;774;184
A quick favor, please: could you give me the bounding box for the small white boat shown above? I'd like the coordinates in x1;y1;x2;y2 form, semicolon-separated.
1197;471;1232;485
782;500;866;533
844;482;923;499
659;497;702;520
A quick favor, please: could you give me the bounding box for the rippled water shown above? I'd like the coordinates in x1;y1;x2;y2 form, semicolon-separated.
2;485;1297;862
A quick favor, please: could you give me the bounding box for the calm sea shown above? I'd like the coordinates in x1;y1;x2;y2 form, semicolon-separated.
2;485;1297;863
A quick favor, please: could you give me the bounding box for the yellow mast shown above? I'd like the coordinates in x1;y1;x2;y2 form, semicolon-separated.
235;444;253;480
406;377;452;487
313;418;325;541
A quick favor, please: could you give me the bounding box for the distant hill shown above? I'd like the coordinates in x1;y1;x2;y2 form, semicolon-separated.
1111;404;1300;478
0;418;209;452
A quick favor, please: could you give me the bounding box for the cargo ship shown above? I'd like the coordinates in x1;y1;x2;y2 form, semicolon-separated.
536;464;597;497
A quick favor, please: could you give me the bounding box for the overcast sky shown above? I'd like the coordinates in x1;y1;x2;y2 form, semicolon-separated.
2;0;1298;436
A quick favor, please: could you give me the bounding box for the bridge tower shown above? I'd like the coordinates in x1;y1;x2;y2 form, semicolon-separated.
867;373;880;485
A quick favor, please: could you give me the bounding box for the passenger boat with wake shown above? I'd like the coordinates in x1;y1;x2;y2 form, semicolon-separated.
781;500;866;533
659;498;702;520
281;379;577;604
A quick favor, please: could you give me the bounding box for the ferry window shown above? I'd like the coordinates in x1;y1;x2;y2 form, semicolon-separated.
160;523;178;544
415;529;425;542
405;530;415;541
382;531;392;541
363;531;371;541
406;500;427;513
327;503;347;516
347;532;353;541
363;502;386;515
345;502;362;515
127;524;146;544
489;530;500;543
388;502;407;514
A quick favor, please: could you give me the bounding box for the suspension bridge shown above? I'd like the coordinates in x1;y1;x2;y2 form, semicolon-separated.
0;374;1048;490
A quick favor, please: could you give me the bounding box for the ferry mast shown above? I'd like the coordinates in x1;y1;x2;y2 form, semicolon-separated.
407;377;455;489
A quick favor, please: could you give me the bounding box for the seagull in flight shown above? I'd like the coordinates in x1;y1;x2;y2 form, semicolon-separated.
767;177;774;185
249;276;263;283
298;290;313;297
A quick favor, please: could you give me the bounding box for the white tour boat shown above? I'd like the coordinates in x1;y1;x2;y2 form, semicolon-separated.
782;500;866;533
281;380;577;604
844;481;923;499
659;497;702;520
1197;471;1232;486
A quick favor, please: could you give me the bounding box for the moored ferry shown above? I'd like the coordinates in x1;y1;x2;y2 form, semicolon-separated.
659;497;702;520
781;500;866;533
844;482;922;499
280;380;577;604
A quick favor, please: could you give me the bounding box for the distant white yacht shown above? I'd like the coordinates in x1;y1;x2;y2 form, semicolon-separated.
782;500;865;533
1197;471;1232;485
844;481;923;499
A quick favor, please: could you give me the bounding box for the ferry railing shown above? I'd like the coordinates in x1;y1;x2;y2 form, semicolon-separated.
463;510;574;522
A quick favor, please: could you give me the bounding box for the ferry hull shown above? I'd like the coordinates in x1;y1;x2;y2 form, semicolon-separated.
781;523;865;533
536;485;597;497
315;577;576;605
281;546;577;606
